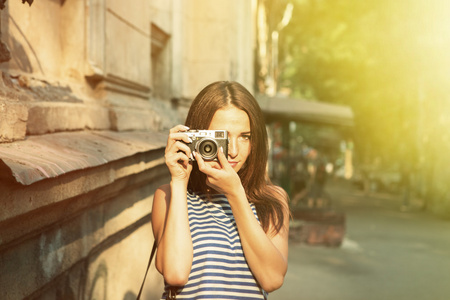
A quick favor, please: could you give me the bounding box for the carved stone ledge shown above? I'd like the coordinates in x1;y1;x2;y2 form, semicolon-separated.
0;129;167;187
89;73;151;100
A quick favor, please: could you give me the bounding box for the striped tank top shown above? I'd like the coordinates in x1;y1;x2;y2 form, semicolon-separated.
161;192;268;300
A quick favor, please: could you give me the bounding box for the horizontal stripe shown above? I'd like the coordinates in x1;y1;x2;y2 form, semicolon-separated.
193;242;243;252
191;256;247;266
193;235;241;245
162;193;265;300
191;230;240;242
190;222;238;233
190;264;253;274
175;285;264;295
187;275;258;285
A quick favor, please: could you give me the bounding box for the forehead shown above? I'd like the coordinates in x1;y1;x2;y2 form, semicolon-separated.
208;106;250;132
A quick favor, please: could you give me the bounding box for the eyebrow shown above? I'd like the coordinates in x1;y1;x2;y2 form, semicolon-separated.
225;130;251;136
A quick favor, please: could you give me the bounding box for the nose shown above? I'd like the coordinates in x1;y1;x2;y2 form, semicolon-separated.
228;138;238;158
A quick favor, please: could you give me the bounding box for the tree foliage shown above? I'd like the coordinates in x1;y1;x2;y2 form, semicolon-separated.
271;0;449;168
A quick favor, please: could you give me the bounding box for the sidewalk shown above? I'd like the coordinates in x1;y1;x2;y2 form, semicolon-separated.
271;178;450;300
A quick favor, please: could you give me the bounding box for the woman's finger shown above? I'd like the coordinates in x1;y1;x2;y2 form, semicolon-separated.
167;132;192;148
167;151;191;169
166;140;192;158
167;125;190;148
194;151;205;169
216;146;230;169
166;133;193;158
195;152;212;174
169;124;190;134
195;152;222;178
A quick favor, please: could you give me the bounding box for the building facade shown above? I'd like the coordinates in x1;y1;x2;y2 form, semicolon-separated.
0;1;255;299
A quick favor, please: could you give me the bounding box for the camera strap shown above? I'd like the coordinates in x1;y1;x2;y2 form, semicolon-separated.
137;240;157;300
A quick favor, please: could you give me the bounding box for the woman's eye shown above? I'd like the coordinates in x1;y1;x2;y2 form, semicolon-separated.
241;135;251;140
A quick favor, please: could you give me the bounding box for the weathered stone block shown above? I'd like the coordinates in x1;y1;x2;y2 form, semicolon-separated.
0;100;28;142
27;103;110;134
109;106;161;132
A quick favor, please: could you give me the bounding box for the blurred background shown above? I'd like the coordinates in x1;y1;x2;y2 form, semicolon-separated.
0;0;449;299
260;0;450;215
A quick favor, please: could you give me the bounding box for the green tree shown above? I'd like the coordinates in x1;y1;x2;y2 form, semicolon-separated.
273;0;439;169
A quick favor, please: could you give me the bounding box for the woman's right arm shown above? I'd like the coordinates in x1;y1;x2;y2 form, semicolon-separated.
151;125;194;286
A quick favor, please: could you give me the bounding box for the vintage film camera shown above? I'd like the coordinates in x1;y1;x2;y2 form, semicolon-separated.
184;130;228;161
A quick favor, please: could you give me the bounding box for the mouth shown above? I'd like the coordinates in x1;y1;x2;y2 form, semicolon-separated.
228;161;238;168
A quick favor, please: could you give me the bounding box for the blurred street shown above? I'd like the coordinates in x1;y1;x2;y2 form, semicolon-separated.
272;179;450;300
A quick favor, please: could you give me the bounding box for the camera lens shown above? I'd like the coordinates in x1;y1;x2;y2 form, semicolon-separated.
197;138;218;160
204;144;213;153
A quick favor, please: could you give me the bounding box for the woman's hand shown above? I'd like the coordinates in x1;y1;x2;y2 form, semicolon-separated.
165;125;193;183
195;147;244;196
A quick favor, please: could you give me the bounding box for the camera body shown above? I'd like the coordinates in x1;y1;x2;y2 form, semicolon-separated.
184;130;228;161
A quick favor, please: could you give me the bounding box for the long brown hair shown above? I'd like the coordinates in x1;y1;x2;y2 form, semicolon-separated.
185;81;288;234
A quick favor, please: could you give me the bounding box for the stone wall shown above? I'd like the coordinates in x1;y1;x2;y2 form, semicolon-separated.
0;131;168;299
0;0;255;299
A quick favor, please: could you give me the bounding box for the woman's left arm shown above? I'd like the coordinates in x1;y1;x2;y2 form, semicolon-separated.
195;150;289;292
226;185;289;292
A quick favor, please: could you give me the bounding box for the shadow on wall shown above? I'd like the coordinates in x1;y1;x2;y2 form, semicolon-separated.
47;259;142;300
123;291;138;300
55;275;77;300
88;262;108;300
3;15;43;73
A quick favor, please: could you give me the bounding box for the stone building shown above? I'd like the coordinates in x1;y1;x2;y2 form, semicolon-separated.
0;1;254;299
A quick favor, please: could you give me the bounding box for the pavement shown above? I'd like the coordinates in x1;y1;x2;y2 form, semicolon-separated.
271;179;450;300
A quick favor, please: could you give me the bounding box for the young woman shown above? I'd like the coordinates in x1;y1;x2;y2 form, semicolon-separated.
152;81;290;299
